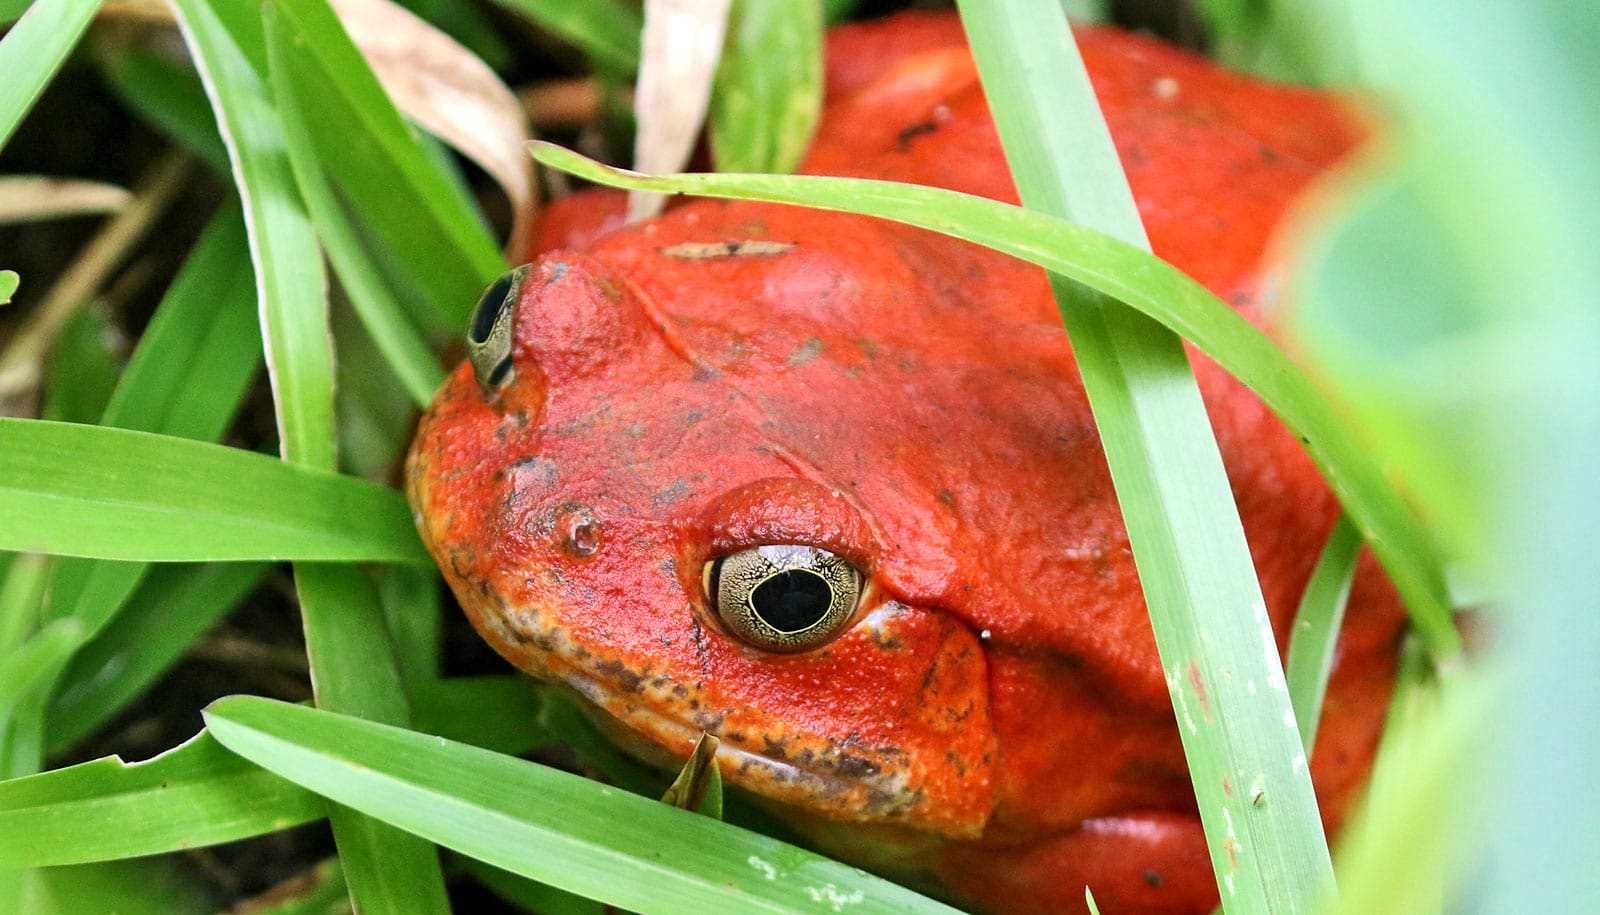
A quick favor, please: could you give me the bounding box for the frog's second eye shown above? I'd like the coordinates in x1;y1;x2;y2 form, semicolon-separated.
704;546;862;653
467;264;531;395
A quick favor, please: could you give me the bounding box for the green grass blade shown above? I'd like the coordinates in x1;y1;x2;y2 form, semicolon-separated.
48;562;269;753
262;0;504;332
39;308;119;426
99;47;230;173
408;676;548;756
710;0;822;174
378;565;443;690
0;269;16;303
182;5;452;902
0;552;47;654
100;201;261;442
0;620;85;717
174;0;333;470
489;0;643;74
205;696;960;914
0;729;324;868
265;10;447;409
0;419;427;563
0;0;103;150
956;4;1330;906
1285;515;1361;753
529;142;1459;663
14;859;211;915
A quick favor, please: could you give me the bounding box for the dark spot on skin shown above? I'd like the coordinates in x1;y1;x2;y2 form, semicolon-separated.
655;479;689;504
937;489;955;506
543;261;570;284
832;755;881;779
1259;143;1281;163
762;737;789;761
692;366;721;382
593;660;643;693
787;337;825;367
1144;869;1164;888
896;119;938;145
672;683;688;698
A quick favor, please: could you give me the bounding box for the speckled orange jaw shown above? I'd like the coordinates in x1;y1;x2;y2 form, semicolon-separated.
408;13;1402;915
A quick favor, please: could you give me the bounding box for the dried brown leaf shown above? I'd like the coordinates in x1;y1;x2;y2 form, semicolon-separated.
630;0;730;221
333;0;535;257
0;176;132;224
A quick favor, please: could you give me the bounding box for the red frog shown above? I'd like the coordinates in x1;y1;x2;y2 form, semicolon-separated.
407;12;1401;914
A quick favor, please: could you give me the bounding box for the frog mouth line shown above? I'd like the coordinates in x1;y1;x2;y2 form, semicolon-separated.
550;661;926;822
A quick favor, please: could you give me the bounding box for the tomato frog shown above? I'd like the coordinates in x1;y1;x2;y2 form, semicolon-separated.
407;11;1403;914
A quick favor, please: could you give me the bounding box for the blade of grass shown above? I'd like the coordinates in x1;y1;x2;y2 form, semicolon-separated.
710;0;822;174
47;562;269;753
174;0;333;470
99;47;230;173
266;14;447;408
1285;514;1361;753
408;676;548;756
488;0;643;74
180;2;452;905
0;730;324;867
378;565;442;690
1;270;16;303
38;204;262;647
256;0;505;332
0;620;86;719
15;859;211;915
204;695;960;914
955;4;1331;906
528;143;1458;663
0;419;426;563
0;0;103;150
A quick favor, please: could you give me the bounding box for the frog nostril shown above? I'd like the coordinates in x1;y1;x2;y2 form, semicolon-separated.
555;504;603;559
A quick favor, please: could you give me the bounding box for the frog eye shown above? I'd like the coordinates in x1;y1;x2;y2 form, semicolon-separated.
467;264;532;395
703;545;862;653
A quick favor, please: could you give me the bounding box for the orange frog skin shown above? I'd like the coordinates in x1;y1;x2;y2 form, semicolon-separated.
407;12;1403;914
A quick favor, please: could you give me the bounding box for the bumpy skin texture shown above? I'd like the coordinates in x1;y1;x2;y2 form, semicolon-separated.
408;13;1402;914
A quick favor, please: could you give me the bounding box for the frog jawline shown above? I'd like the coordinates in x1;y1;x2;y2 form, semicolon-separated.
553;662;931;825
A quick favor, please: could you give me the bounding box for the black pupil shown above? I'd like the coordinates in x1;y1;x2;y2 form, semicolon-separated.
750;569;833;633
469;273;515;344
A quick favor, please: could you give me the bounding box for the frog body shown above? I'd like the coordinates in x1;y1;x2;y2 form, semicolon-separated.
407;13;1402;914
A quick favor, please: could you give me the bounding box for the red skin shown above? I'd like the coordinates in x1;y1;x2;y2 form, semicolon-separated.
409;12;1400;914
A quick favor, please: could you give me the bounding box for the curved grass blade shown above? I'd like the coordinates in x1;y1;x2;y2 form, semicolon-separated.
174;0;332;470
266;10;446;409
261;0;505;331
0;419;427;563
0;729;324;868
528;142;1459;662
1285;514;1361;753
711;0;822;174
1;269;16;304
959;4;1329;906
205;696;959;914
48;562;269;753
0;0;103;150
100;47;230;173
13;859;211;915
0;620;86;717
